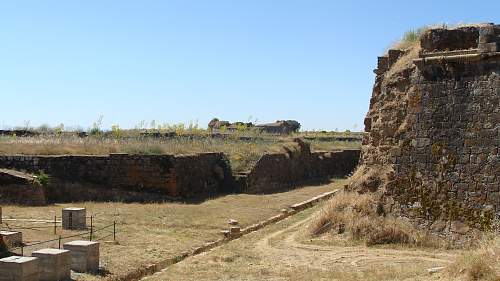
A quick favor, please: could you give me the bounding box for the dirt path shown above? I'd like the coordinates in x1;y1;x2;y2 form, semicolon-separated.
145;207;458;281
255;214;455;272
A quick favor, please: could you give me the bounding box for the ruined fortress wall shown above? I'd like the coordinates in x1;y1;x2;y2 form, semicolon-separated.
0;143;360;204
239;141;360;194
361;24;499;231
0;153;232;200
0;170;46;205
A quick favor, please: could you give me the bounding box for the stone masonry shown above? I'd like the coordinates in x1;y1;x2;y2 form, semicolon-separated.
62;208;87;230
0;169;45;206
0;153;233;202
237;139;360;194
63;240;100;273
359;24;499;232
0;256;39;281
32;248;71;281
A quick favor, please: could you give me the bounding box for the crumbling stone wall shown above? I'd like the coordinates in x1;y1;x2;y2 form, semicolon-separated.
0;142;360;204
238;140;360;193
359;24;499;233
0;153;232;202
0;170;45;205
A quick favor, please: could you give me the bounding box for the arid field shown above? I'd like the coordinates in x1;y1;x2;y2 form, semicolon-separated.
0;132;361;172
1;181;343;281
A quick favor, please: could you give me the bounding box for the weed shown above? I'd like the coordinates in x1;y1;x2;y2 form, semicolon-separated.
33;171;49;187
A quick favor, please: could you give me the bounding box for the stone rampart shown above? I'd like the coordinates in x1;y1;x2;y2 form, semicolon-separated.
237;140;360;193
0;142;360;204
360;24;499;233
0;153;232;202
0;170;45;205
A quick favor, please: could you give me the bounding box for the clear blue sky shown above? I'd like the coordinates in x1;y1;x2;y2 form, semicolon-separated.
1;1;499;131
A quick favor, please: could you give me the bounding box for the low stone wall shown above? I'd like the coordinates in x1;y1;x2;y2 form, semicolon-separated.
0;170;45;205
0;141;360;204
0;153;233;202
237;140;360;194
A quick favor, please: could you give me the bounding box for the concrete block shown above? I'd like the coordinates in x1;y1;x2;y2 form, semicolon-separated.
0;256;39;281
63;241;99;273
0;231;23;249
32;248;71;281
62;208;86;230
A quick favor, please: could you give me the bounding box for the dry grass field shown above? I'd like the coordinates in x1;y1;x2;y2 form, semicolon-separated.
0;134;360;172
143;192;499;281
144;205;462;281
1;180;344;280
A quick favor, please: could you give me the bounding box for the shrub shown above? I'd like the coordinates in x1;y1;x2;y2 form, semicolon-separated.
89;115;104;136
33;171;49;187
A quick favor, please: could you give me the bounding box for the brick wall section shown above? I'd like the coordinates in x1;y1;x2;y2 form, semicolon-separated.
238;140;360;194
361;24;499;232
0;153;232;201
0;170;46;205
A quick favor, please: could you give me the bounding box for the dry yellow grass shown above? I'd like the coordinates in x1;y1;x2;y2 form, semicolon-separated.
0;135;360;172
310;191;444;247
1;181;343;280
145;205;459;281
443;235;500;281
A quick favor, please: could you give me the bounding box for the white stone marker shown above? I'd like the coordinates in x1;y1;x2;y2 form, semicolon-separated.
62;208;86;230
0;231;23;249
32;248;71;281
0;256;39;281
63;240;99;273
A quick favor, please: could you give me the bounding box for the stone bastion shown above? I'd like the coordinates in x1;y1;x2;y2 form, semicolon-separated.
357;23;499;232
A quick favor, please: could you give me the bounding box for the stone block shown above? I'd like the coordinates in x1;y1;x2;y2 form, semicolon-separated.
220;230;230;238
451;221;470;234
0;256;39;281
377;56;389;72
32;248;71;281
63;240;99;273
62;208;86;230
479;25;496;43
388;49;404;67
479;42;499;53
229;226;241;235
0;231;23;249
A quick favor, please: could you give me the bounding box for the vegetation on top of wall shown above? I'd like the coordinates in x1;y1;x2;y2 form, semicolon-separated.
33;171;49;187
0;134;360;173
390;26;430;52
